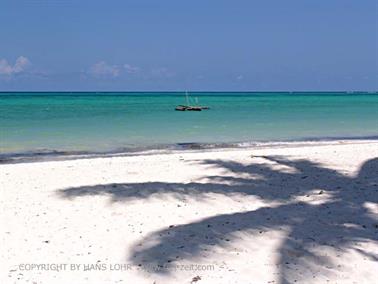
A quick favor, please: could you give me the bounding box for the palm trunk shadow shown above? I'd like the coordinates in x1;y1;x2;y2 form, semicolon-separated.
57;157;378;283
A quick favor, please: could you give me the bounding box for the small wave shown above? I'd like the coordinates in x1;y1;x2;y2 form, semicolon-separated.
1;135;377;164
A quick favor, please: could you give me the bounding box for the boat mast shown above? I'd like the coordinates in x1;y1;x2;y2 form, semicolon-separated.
185;90;189;106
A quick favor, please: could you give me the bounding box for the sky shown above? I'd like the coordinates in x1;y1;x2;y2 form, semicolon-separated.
0;0;377;91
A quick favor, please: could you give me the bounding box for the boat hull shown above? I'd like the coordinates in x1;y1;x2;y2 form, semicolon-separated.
174;105;209;111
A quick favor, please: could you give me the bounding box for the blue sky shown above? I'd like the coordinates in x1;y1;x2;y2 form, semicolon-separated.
0;0;377;91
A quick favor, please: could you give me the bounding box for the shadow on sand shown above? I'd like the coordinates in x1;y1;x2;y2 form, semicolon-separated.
57;156;378;283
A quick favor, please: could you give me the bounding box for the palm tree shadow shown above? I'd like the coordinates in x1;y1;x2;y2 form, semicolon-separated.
57;156;378;283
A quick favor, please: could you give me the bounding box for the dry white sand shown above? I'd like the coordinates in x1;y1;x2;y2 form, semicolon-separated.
1;141;378;284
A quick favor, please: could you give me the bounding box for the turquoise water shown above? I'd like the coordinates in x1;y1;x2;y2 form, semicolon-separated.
1;92;378;156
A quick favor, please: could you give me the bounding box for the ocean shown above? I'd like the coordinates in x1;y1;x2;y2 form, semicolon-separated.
1;92;377;159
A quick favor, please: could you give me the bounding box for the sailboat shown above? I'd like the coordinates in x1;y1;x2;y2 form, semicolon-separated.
175;91;209;111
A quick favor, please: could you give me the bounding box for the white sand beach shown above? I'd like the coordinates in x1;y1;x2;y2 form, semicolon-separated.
1;141;378;284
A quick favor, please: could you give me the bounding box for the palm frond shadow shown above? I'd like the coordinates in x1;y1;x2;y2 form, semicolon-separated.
57;156;378;283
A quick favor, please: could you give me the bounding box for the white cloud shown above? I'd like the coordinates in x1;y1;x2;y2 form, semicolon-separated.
236;75;244;80
88;61;120;77
0;56;31;76
124;64;140;74
151;67;175;78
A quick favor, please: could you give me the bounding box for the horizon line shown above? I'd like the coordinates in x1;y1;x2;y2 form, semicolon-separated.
1;90;377;94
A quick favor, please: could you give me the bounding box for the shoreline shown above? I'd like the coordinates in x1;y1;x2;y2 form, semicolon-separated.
1;136;378;164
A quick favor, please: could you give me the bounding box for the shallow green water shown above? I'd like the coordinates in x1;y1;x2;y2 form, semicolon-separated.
1;92;377;155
